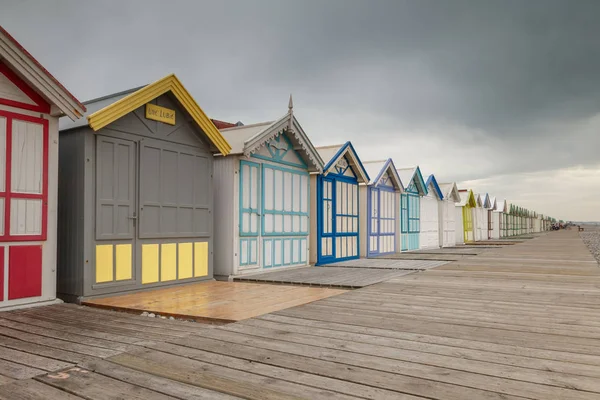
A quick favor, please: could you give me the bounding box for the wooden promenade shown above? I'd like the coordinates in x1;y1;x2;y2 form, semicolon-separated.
0;230;599;399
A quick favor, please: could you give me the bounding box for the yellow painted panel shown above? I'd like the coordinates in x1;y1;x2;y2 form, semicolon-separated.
95;245;113;283
178;243;193;279
115;244;132;281
194;242;208;277
161;243;177;282
142;244;159;284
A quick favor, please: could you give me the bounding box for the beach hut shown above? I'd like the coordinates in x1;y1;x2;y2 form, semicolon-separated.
493;199;507;239
397;167;427;251
310;142;370;265
487;196;496;240
457;189;477;243
420;174;444;249
360;159;403;257
438;182;461;247
212;99;323;278
474;193;490;241
57;74;231;301
0;27;85;309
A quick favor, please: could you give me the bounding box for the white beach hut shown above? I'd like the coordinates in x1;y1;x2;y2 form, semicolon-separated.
487;196;497;240
438;182;461;247
212;99;324;278
420;174;444;249
359;159;404;257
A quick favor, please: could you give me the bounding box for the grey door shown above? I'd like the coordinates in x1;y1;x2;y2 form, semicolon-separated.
95;135;137;283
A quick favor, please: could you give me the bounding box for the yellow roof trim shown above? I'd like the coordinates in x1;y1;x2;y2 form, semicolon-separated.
87;74;232;155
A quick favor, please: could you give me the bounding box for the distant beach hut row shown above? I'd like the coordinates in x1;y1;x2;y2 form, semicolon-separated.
0;26;555;309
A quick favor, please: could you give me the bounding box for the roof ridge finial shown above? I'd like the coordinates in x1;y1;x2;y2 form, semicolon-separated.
288;94;293;113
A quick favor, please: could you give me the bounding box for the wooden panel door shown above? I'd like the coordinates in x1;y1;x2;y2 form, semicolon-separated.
95;136;136;284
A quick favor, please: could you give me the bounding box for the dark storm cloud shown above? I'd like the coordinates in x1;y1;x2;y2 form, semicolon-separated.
1;0;599;178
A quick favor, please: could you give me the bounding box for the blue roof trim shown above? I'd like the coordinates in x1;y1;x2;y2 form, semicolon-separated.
372;158;403;190
323;141;370;183
412;166;428;196
425;174;444;200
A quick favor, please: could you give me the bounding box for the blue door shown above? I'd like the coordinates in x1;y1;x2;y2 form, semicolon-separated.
317;175;359;264
368;187;396;256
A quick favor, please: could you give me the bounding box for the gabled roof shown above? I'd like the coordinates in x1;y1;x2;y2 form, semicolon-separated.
439;182;461;202
362;159;403;191
219;98;323;172
397;166;427;195
316;142;370;184
479;193;491;208
474;193;483;207
494;199;507;213
84;74;231;155
425;174;444;200
457;189;477;207
488;196;497;211
0;25;85;120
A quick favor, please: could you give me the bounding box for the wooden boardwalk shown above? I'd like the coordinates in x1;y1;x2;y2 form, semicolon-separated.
320;259;449;270
83;281;346;323
0;230;599;399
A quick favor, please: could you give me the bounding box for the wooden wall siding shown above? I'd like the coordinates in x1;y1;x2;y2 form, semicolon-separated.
454;206;465;245
0;69;37;106
475;207;488;241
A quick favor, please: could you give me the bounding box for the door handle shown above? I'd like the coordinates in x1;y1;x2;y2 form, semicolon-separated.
128;213;137;220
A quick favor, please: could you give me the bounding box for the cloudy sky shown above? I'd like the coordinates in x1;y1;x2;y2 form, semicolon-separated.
2;0;599;221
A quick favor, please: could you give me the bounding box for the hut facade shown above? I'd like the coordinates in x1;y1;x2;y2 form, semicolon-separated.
57;75;230;301
487;196;496;240
438;182;461;247
360;159;403;257
457;189;476;243
474;193;490;241
493;200;507;239
420;174;444;249
0;27;85;309
310;142;369;265
397;167;427;251
213;100;323;278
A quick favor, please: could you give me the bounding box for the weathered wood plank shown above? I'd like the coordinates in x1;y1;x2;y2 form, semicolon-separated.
0;379;84;400
36;367;177;400
109;348;363;400
80;359;241;400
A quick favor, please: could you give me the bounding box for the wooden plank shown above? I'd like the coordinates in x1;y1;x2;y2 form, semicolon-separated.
0;318;133;352
109;348;363;400
167;335;521;400
238;317;600;378
174;329;598;400
0;326;121;358
0;359;45;380
36;367;177;400
259;313;600;366
80;359;241;400
0;379;84;400
146;341;419;400
0;336;96;365
220;319;600;392
0;346;73;372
